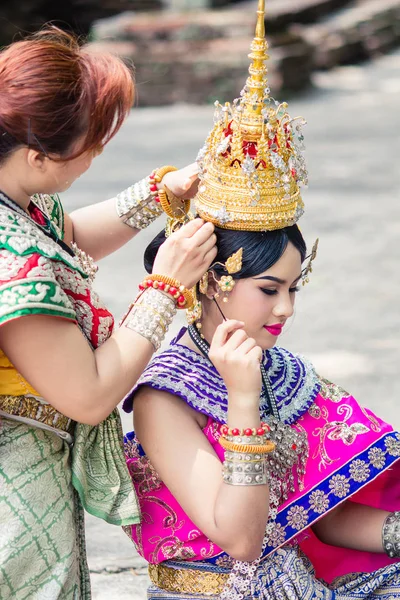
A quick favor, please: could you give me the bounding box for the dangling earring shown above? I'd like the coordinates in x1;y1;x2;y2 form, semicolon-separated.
211;247;243;302
186;294;202;325
188;271;209;337
301;238;319;286
187;297;205;338
199;272;209;295
217;275;236;303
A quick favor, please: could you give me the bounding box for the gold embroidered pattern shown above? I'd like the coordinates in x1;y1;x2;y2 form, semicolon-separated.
0;394;73;433
127;456;163;495
309;403;371;471
148;562;228;594
318;377;351;403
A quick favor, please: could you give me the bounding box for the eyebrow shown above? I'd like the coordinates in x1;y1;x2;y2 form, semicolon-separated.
253;274;302;285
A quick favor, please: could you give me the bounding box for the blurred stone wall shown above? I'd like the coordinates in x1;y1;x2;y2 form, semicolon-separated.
0;0;161;46
2;0;400;104
90;0;400;105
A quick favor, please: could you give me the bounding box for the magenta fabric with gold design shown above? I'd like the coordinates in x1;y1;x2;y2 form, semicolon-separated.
124;386;400;581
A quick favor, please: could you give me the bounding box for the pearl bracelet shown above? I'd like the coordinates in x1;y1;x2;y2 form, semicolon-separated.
115;165;177;230
116;176;163;230
122;287;176;350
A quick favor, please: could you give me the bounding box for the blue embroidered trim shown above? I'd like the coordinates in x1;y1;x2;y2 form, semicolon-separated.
202;432;400;565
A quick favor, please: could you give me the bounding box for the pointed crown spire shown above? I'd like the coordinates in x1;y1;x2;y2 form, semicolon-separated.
194;0;308;232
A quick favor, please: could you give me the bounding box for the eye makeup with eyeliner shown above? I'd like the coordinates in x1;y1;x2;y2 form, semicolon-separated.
260;286;300;296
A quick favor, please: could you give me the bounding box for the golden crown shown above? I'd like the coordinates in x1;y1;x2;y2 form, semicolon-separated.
194;0;308;232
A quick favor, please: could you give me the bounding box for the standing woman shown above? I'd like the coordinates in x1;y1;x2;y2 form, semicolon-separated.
0;28;216;599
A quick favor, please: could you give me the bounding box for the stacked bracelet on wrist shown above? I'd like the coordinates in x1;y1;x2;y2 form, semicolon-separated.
139;275;195;309
121;287;177;350
116;166;177;230
220;423;275;486
382;511;400;558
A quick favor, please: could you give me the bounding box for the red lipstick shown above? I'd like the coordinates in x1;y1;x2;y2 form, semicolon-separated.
264;323;283;336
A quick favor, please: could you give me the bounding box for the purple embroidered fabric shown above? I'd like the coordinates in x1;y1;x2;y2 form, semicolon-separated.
123;328;320;425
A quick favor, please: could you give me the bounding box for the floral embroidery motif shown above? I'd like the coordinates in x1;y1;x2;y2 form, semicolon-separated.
368;447;386;469
349;459;370;483
327;421;370;446
286;506;308;530
162;539;197;561
268;523;286;548
124;435;162;495
329;474;350;498
308;490;330;514
385;434;400;457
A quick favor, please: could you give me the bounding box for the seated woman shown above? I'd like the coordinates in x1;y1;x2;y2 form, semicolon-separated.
122;2;400;597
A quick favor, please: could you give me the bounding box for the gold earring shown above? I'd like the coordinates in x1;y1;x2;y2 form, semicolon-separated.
199;272;209;295
186;297;202;324
217;275;236;303
301;238;319;286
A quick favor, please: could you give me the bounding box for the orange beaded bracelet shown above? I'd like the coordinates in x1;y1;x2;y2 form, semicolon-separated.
219;437;275;455
139;274;195;309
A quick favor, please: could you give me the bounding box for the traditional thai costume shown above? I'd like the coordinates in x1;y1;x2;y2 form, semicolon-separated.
0;187;156;599
122;1;400;597
123;333;400;598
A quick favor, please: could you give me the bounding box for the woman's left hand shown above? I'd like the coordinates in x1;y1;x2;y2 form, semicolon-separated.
160;163;199;199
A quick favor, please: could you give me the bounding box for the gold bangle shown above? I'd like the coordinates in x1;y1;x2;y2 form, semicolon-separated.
219;437;275;454
152;165;178;184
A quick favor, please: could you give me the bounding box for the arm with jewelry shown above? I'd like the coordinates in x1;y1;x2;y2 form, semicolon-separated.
134;318;274;563
312;501;394;555
66;163;199;261
0;212;216;426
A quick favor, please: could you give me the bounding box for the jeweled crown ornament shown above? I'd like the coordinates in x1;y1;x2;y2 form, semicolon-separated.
195;0;308;232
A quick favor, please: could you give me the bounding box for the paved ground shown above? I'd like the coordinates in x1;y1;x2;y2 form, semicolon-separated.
62;50;400;598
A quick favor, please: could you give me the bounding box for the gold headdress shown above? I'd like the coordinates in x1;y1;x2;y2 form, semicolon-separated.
194;0;308;232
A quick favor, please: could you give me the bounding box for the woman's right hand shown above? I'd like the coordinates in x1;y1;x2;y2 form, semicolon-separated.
152;218;217;289
208;320;263;406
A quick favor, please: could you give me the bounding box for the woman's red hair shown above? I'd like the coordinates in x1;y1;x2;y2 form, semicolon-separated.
0;27;134;162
